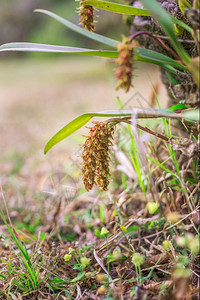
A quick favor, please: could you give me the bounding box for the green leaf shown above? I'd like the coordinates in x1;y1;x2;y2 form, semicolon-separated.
158;64;184;74
45;111;137;153
94;229;102;237
169;104;187;111
44;114;93;154
0;42;118;58
182;109;200;121
170;16;193;35
0;42;186;73
83;0;150;15
44;109;187;154
165;72;180;84
135;47;187;71
34;9;119;48
83;0;193;35
35;8;192;59
147;156;180;180
71;271;85;282
140;0;191;64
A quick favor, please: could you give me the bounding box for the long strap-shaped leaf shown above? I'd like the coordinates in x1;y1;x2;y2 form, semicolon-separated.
0;42;118;58
0;42;187;74
34;9;119;48
135;47;187;71
33;9;187;72
44;109;198;154
83;0;150;16
139;0;191;64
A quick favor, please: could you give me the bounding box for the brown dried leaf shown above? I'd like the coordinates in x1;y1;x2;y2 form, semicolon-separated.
187;56;200;86
93;249;112;281
170;137;199;158
51;198;62;229
149;82;160;107
133;287;148;300
144;280;173;292
143;252;170;268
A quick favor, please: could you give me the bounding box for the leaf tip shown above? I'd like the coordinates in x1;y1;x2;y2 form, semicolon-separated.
44;145;49;155
33;9;44;14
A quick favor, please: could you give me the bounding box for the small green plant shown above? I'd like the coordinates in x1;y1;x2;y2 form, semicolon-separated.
131;252;145;285
0;209;46;294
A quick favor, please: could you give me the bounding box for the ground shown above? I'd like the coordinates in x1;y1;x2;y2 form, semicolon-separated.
3;57;199;300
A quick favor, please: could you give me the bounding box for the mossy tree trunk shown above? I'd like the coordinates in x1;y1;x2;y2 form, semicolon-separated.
129;0;199;137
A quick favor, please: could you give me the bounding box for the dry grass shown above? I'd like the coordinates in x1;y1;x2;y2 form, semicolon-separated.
0;57;199;300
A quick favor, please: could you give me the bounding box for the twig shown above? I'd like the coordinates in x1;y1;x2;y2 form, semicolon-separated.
108;117;169;142
155;35;198;44
131;207;200;242
96;208;199;252
105;109;186;120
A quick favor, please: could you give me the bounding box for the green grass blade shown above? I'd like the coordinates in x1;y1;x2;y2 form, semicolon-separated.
0;210;37;288
0;42;118;58
83;0;150;15
147;156;181;182
140;0;191;64
129;128;146;194
34;9;119;48
168;118;181;177
0;210;27;260
12;280;27;291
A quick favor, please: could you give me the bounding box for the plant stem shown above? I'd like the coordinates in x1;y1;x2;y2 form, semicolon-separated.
129;31;180;60
108;117;170;143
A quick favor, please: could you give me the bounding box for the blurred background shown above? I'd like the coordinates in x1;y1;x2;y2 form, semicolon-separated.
0;0;168;210
0;0;129;53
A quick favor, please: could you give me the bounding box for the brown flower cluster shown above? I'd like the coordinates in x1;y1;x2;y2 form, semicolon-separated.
79;0;94;32
82;122;115;191
115;37;137;92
